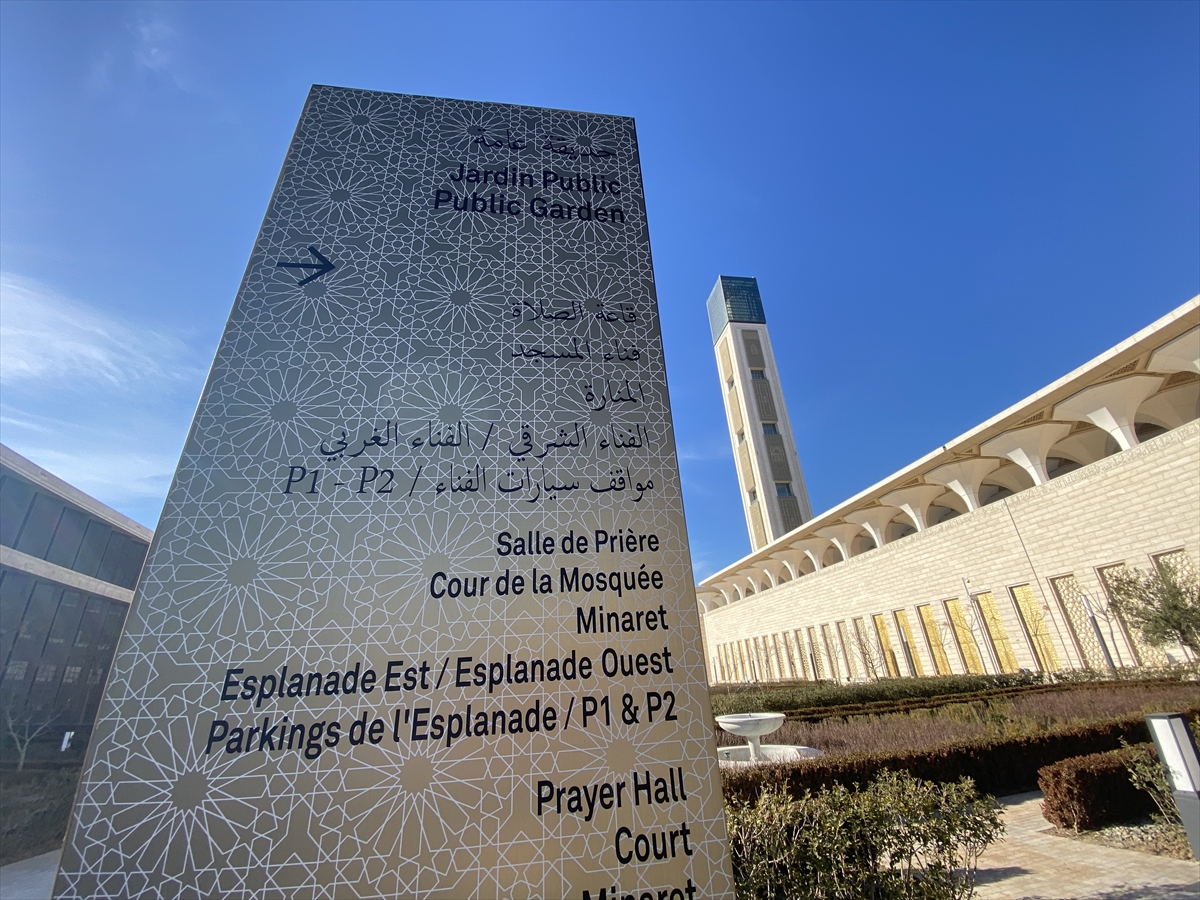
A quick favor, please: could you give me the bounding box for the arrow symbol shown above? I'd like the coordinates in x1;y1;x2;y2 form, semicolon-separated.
276;246;336;286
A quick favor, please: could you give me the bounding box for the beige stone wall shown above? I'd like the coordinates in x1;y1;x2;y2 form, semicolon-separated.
702;419;1200;682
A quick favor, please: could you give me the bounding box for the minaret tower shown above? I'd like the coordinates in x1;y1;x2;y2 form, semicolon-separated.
708;275;812;550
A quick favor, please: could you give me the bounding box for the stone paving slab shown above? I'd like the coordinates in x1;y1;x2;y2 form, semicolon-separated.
976;791;1199;900
0;850;57;900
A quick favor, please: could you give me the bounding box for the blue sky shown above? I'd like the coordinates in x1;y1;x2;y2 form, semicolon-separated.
1;1;1197;579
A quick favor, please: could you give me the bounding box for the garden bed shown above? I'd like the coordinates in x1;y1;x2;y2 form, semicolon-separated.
721;705;1200;803
713;680;1200;757
710;672;1044;716
1053;817;1195;860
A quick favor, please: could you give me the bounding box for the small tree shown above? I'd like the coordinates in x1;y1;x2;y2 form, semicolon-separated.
853;625;885;680
1120;739;1181;826
1106;564;1200;657
2;700;58;771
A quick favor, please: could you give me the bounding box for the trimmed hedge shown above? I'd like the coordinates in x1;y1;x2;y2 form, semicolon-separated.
739;683;1073;724
722;706;1200;804
711;673;1043;716
1038;744;1156;831
713;676;1196;722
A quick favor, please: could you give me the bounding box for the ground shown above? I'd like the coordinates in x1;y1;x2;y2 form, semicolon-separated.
1;791;1195;900
974;792;1198;900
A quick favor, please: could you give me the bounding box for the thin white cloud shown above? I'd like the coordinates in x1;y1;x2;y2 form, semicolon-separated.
84;4;200;99
1;406;189;529
4;417;178;504
0;273;206;527
132;14;178;76
0;272;199;390
86;48;117;94
0;413;53;435
690;554;717;582
676;439;732;462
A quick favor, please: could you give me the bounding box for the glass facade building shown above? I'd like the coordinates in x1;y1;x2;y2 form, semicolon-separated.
0;444;150;765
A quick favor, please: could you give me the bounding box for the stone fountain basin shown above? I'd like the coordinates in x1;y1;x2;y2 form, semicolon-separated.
718;745;823;764
715;712;786;738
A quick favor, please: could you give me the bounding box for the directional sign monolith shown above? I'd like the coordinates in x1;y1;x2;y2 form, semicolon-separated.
55;86;735;900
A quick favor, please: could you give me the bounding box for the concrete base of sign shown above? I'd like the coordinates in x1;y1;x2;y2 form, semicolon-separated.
1172;790;1200;859
717;744;823;765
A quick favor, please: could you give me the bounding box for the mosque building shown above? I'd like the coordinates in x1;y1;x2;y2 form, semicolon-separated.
697;284;1200;683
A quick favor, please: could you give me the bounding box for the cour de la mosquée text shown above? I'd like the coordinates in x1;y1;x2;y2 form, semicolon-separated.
434;163;628;223
198;526;682;762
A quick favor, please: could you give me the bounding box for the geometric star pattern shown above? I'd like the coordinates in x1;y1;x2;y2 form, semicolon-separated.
54;86;736;900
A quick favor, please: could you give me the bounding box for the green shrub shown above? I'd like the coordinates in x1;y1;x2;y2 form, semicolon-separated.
1121;737;1184;825
1038;745;1157;831
722;706;1200;804
726;770;1002;900
1050;663;1200;684
735;685;1050;724
711;674;1043;717
711;673;1199;721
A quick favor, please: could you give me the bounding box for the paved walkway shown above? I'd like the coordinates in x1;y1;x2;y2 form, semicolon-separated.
976;791;1199;900
0;850;57;900
1;793;1196;899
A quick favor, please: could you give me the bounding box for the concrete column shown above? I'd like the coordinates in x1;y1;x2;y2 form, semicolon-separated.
815;523;866;561
982;463;1034;495
740;566;773;591
980;423;1072;486
1053;375;1163;451
924;458;1003;512
1050;427;1112;466
730;573;760;597
769;549;806;579
879;484;946;532
756;558;790;587
786;536;833;571
844;505;901;548
713;580;741;603
1136;384;1200;430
